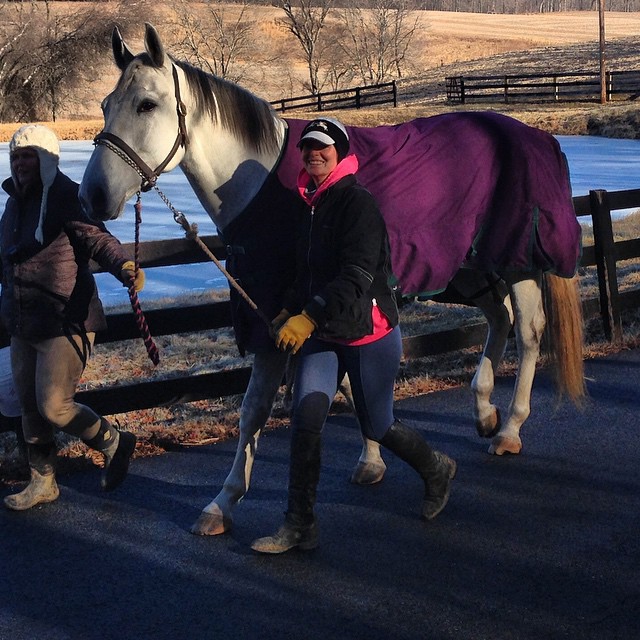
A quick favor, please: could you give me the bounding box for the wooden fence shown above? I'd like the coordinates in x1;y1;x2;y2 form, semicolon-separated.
75;187;640;416
270;81;397;113
446;70;640;104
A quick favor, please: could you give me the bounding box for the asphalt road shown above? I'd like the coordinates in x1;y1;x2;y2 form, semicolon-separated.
1;349;639;640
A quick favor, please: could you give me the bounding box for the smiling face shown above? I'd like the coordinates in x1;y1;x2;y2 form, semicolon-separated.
10;148;41;193
301;140;338;187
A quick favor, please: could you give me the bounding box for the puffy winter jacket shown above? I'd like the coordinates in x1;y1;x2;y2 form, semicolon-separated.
0;171;131;340
285;174;399;342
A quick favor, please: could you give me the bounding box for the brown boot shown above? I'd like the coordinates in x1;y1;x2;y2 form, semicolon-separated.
4;468;59;511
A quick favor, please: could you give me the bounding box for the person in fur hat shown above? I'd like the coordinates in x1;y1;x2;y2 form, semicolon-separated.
0;124;144;510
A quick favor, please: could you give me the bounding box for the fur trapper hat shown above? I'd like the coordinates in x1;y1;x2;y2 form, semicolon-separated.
9;124;60;243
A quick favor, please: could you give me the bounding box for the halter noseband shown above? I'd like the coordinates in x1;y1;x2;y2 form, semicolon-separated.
94;64;188;192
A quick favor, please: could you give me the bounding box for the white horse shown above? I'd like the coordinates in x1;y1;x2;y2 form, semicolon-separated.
79;24;585;536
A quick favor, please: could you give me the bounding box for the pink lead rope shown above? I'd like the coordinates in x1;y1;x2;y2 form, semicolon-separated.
126;195;160;366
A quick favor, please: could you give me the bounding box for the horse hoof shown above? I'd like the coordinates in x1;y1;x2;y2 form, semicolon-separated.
475;407;501;439
488;435;522;456
350;461;386;485
190;510;232;536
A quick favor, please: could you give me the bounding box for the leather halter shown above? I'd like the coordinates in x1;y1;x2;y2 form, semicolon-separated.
93;64;188;192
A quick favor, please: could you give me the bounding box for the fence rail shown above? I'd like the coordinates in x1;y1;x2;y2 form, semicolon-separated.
270;81;397;113
446;70;640;104
76;187;640;416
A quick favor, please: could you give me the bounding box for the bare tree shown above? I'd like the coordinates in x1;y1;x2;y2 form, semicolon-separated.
278;0;334;95
0;0;147;122
337;0;420;85
168;0;255;82
0;1;39;121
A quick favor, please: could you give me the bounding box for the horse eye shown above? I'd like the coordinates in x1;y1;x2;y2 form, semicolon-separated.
137;100;156;114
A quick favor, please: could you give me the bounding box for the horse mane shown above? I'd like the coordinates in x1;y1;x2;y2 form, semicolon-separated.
172;57;281;156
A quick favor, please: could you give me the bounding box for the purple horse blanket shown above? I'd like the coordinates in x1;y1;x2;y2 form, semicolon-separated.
275;111;581;297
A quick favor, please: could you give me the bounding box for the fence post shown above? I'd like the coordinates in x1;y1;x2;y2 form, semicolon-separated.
392;80;397;107
590;189;622;343
356;87;361;109
317;93;322;111
460;77;465;104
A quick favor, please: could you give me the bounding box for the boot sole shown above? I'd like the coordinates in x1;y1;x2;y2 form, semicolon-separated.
251;539;318;554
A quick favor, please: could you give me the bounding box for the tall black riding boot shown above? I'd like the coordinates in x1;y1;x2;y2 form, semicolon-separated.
4;441;59;511
251;429;322;554
380;420;457;520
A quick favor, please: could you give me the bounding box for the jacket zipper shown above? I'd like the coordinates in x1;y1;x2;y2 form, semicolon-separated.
307;205;315;300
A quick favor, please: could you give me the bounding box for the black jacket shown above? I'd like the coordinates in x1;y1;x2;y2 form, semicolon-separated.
0;171;131;341
285;174;399;341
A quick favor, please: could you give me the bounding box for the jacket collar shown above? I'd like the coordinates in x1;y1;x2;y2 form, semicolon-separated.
297;154;359;206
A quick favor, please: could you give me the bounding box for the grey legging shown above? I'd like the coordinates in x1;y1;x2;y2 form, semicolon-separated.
10;332;102;444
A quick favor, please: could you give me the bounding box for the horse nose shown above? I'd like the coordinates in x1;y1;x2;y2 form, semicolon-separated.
79;184;109;221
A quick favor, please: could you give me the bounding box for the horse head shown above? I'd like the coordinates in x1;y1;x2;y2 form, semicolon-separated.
79;23;188;221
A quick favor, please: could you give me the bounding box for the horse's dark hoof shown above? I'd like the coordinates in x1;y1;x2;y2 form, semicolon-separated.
475;407;501;438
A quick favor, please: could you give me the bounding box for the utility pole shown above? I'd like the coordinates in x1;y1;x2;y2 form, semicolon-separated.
598;0;606;104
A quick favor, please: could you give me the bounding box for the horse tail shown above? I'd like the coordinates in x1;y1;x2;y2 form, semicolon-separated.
543;273;586;404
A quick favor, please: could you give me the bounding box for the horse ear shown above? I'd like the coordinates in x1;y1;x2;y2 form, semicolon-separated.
144;23;165;68
112;26;134;70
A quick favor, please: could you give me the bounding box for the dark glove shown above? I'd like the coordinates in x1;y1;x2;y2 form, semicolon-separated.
120;260;145;292
276;312;316;354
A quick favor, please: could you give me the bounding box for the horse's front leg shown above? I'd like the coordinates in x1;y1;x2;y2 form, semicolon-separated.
336;372;386;484
489;274;545;456
190;350;289;535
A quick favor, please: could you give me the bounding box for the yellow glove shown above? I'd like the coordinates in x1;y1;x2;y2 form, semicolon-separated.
276;312;316;354
120;260;146;292
270;309;291;339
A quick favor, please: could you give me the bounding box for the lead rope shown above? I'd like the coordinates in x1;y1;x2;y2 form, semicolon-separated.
127;194;160;366
152;185;272;329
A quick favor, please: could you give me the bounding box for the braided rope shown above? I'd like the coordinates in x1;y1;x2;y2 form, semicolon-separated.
126;196;160;366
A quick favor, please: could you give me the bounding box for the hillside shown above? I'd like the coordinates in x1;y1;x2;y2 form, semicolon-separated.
4;8;640;131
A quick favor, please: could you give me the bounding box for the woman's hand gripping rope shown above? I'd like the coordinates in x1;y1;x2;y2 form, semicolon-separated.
276;311;317;354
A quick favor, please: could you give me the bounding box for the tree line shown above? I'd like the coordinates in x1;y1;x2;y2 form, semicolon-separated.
411;0;638;11
0;0;148;122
